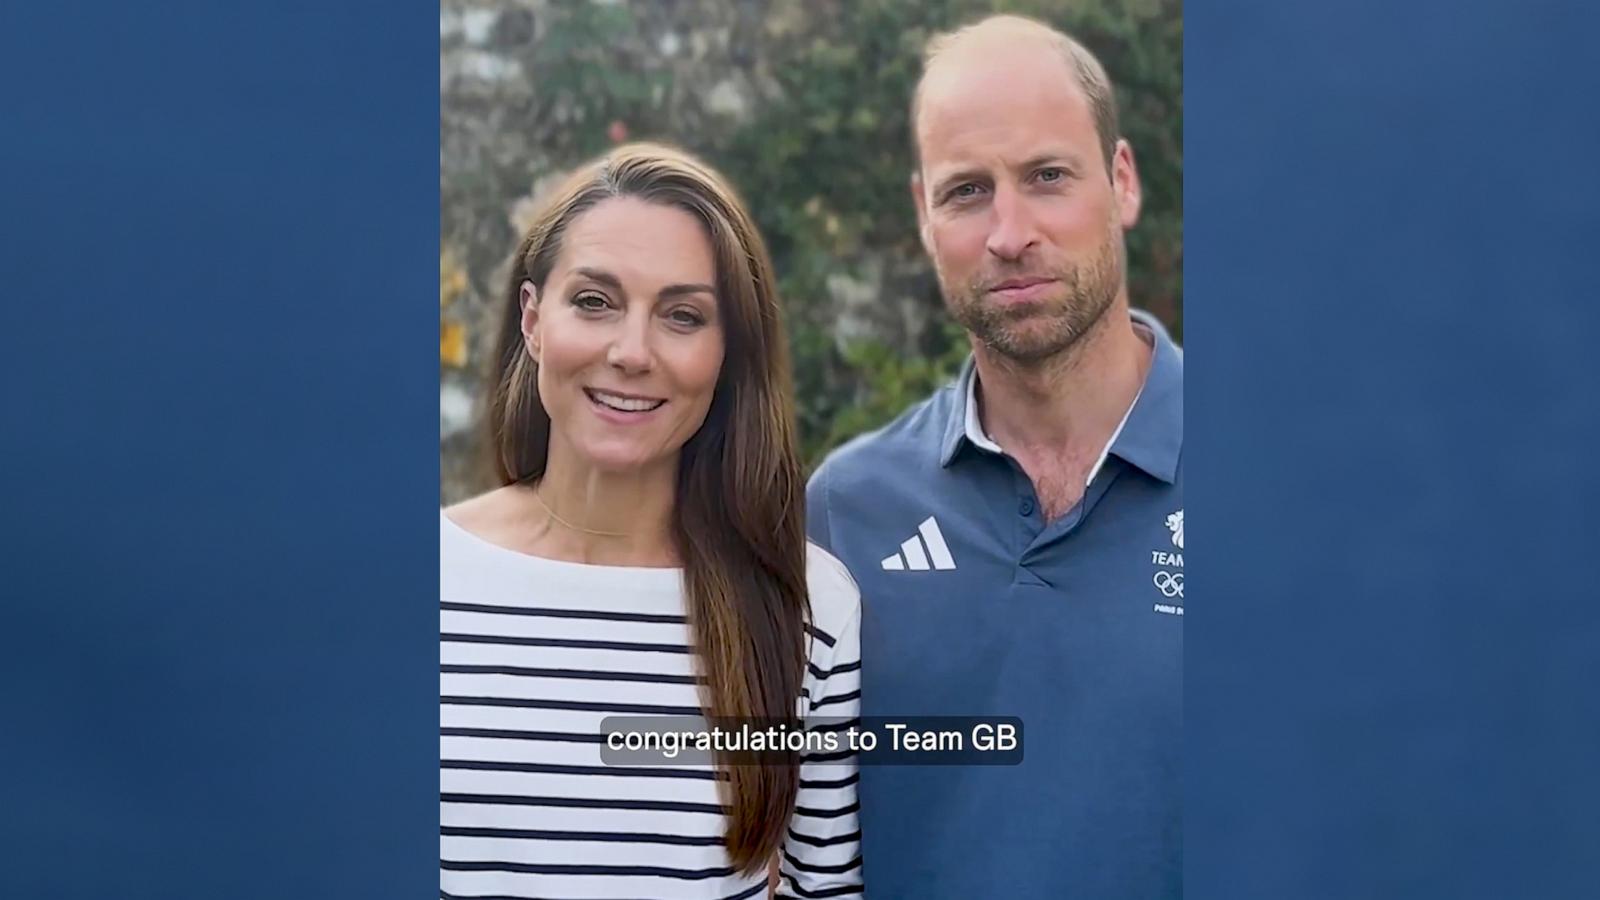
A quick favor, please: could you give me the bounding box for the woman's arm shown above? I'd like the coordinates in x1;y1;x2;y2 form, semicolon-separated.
775;594;864;900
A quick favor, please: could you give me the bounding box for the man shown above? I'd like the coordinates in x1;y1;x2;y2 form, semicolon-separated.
805;15;1181;898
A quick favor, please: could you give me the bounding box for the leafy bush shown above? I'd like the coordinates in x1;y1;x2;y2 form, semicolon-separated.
441;0;1181;479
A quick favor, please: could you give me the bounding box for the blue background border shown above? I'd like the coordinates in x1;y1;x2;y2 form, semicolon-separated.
3;2;438;896
1188;1;1599;897
4;1;1598;896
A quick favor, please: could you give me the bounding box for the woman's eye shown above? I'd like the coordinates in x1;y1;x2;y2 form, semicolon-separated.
573;292;610;311
667;308;706;327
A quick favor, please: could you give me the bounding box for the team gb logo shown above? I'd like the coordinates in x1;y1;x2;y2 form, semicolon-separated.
1166;510;1183;550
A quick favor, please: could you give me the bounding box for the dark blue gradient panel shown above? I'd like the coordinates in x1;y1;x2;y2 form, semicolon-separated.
1;3;436;897
1189;2;1600;898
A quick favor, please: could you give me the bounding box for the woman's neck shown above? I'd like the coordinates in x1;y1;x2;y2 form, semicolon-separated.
521;448;680;567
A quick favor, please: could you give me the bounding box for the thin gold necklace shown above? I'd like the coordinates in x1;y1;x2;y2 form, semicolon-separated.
531;487;632;538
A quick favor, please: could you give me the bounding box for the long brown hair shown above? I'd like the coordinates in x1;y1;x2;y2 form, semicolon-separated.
485;143;809;873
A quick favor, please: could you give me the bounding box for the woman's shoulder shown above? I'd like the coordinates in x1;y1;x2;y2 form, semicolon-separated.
441;485;538;553
443;485;519;531
439;486;529;566
804;542;861;638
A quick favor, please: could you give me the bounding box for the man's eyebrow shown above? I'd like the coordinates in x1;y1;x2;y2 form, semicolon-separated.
1018;153;1084;174
573;267;713;300
931;168;991;194
930;154;1087;194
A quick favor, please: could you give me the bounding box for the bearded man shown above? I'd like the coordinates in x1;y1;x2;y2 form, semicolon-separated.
805;14;1183;898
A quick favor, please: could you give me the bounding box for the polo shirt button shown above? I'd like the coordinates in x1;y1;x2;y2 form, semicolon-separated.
1019;498;1034;516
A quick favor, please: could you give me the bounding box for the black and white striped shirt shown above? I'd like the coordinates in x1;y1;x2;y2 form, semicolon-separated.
441;512;864;900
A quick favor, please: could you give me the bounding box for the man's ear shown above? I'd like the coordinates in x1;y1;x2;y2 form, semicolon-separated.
1111;138;1142;230
911;170;934;257
519;281;541;363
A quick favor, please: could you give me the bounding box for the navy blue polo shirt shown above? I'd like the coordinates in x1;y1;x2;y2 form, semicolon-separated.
806;311;1183;898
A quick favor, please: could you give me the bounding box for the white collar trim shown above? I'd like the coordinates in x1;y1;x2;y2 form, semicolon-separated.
963;325;1151;487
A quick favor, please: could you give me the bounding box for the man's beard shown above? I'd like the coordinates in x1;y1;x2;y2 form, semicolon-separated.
941;231;1124;364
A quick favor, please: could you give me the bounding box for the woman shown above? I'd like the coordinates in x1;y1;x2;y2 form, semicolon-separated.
441;143;864;900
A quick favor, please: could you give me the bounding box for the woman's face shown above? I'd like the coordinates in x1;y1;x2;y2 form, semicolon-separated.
524;196;726;476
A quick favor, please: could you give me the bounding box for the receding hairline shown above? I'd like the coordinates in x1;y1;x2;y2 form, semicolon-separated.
910;15;1121;172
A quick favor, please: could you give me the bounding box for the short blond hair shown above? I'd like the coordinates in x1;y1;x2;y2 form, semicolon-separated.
912;15;1121;172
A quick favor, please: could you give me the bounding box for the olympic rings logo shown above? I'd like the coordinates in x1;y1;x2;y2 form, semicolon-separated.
1153;571;1183;599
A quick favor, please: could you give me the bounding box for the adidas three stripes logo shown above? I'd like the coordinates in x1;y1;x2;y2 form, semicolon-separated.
881;516;957;571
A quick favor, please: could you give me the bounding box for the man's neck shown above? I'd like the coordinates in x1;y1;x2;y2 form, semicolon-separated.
973;303;1154;464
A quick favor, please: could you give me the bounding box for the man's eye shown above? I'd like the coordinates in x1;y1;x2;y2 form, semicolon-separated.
942;183;985;205
1037;167;1065;183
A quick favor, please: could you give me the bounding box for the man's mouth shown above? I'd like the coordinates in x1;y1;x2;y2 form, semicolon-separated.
584;388;667;413
986;276;1058;302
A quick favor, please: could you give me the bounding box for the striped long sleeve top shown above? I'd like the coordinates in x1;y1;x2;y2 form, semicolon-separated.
441;511;865;900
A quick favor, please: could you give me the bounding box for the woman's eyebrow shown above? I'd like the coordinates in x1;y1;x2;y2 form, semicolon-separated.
657;282;715;299
574;267;713;300
572;267;624;291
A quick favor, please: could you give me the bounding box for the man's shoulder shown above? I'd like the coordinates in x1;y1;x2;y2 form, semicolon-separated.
811;381;961;491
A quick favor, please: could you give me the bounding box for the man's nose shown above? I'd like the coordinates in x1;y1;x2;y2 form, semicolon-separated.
985;185;1040;261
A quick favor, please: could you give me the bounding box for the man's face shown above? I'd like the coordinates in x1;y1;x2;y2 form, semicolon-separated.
914;44;1140;363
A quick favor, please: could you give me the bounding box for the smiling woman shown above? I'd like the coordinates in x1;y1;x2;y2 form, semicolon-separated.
520;197;726;477
440;144;864;900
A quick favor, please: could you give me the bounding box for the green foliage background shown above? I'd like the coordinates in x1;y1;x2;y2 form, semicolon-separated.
441;0;1180;481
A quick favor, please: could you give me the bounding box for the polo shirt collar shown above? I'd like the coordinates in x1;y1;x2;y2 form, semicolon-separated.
938;309;1183;484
